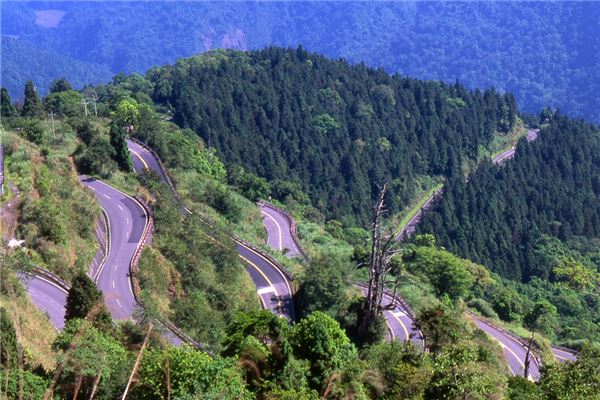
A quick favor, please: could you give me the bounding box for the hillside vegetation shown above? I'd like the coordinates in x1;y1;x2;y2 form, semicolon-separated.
150;47;517;224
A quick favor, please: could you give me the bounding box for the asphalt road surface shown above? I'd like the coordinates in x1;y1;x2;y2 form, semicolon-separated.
18;272;67;330
471;314;540;381
259;203;303;258
80;176;148;321
127;139;295;321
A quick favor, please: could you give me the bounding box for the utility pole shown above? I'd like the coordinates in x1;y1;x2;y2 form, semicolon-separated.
81;98;89;117
49;111;56;141
91;94;98;117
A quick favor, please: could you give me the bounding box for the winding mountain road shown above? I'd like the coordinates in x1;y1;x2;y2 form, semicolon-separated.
79;176;148;320
127;139;295;321
471;314;540;380
259;203;303;258
256;200;424;346
18;273;67;330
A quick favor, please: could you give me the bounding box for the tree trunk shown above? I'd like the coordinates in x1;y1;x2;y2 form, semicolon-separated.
523;332;535;379
88;369;102;400
72;374;83;400
121;324;153;400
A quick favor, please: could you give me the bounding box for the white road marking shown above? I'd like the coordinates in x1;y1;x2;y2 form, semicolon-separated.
261;210;283;250
392;310;407;317
257;286;276;295
112;280;115;289
103;194;111;199
118;205;123;211
116;298;122;308
114;265;118;271
126;218;129;224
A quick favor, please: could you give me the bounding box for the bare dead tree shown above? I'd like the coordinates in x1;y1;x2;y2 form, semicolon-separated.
121;323;153;400
360;185;403;334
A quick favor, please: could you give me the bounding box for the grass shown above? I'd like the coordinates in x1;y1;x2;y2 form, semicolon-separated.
386;178;444;235
0;270;58;372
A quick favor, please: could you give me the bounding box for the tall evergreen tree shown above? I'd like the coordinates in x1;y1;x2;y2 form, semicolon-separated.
64;272;104;323
1;87;17;119
21;80;44;118
109;122;133;172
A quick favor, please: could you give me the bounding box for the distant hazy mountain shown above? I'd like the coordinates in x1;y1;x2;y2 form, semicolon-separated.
2;2;599;122
1;36;112;101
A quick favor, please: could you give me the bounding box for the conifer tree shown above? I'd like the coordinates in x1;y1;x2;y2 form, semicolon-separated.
21;80;44;118
109;122;133;172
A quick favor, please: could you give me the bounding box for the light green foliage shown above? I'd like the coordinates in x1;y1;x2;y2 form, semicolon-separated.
403;244;474;301
132;347;251;400
538;344;600;400
312;113;340;134
54;319;128;394
291;311;358;391
2;369;49;400
43;90;84;117
553;256;599;291
296;252;349;318
425;344;504;400
7;132;99;279
112;97;140;127
525;301;559;338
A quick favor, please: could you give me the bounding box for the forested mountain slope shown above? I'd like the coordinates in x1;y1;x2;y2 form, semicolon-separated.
1;36;113;99
150;47;517;223
2;1;599;122
418;115;600;282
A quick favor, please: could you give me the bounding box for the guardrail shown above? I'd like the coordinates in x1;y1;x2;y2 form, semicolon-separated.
128;138;296;284
128;137;180;201
29;266;70;292
396;188;444;242
127;195;212;353
467;311;543;369
257;200;309;261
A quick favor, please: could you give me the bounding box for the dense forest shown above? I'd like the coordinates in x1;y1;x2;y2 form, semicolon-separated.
419;114;600;282
2;66;600;398
2;2;600;122
149;47;517;223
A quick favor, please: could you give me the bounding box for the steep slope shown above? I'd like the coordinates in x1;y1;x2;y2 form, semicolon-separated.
151;47;517;223
1;36;112;100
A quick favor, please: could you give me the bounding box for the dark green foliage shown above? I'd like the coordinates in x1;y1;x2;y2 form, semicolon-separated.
1;87;17;119
49;77;73;93
0;308;18;369
109;122;133;171
295;252;348;318
227;165;271;202
152;47;516;224
420;115;600;281
417;305;466;356
21;80;44;118
20;118;45;145
64;272;104;322
74;137;117;178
